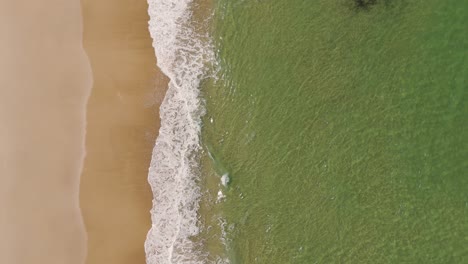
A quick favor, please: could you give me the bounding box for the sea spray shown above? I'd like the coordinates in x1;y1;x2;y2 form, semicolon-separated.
145;0;214;263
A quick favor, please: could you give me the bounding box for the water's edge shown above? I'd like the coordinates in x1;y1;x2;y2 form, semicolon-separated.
78;0;94;262
145;0;214;263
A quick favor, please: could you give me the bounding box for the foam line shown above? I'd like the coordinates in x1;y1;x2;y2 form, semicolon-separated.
145;0;213;263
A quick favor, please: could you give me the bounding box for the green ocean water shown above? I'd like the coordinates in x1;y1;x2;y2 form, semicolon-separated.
200;0;467;263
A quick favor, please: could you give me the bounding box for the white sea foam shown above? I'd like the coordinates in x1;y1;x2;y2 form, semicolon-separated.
220;173;230;187
145;0;214;263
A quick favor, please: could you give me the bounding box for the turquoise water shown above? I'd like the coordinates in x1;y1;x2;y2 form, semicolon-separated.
200;0;467;263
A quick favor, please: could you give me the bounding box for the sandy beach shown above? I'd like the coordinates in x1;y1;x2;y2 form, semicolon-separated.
0;0;165;263
79;0;166;263
0;1;90;263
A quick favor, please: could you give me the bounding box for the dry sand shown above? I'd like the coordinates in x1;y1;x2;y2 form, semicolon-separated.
79;0;167;263
0;0;90;263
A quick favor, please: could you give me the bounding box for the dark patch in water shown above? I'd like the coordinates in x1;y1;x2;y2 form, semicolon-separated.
355;0;377;9
352;0;393;11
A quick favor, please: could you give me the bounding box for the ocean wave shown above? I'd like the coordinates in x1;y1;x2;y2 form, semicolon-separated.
145;0;214;263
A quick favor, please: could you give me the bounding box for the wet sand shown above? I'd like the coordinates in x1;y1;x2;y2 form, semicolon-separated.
79;0;167;263
0;1;90;263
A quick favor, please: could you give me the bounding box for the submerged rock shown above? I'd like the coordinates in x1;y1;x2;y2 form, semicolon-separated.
354;0;378;10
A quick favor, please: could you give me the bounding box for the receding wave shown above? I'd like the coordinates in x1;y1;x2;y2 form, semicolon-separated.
145;0;214;263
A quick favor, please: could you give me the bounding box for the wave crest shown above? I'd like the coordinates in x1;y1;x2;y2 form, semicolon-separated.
145;0;213;263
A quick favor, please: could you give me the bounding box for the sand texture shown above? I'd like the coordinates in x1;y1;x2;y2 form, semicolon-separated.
79;0;167;263
0;1;91;263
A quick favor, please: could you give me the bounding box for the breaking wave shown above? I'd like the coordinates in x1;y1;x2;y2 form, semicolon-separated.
145;0;214;263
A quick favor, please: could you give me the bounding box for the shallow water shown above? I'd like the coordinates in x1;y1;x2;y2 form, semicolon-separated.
201;0;467;263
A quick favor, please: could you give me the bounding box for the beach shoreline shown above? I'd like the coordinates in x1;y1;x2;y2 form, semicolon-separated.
79;0;168;263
